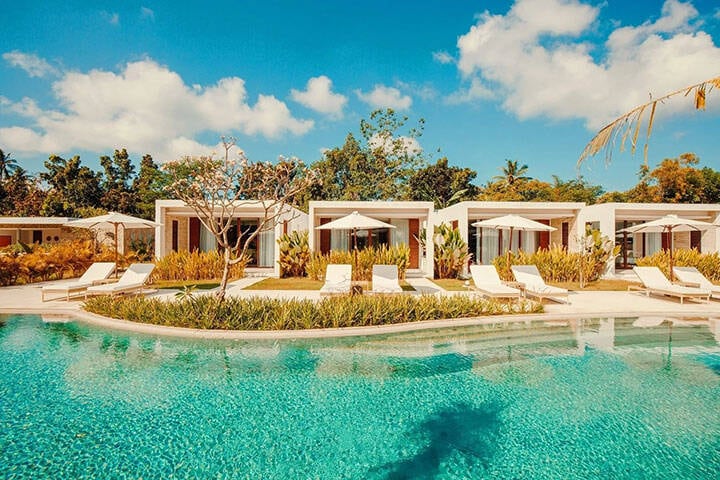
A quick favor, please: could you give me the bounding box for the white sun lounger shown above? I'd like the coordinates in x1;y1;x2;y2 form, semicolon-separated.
369;265;403;294
41;262;116;301
469;265;521;299
511;265;570;304
673;266;720;299
319;264;352;295
632;266;710;304
85;263;155;298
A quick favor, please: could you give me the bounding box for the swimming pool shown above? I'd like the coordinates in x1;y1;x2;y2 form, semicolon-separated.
1;314;719;479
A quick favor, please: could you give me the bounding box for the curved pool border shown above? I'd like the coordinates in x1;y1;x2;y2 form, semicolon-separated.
1;305;716;340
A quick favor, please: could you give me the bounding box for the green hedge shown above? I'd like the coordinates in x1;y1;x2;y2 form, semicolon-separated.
84;294;542;330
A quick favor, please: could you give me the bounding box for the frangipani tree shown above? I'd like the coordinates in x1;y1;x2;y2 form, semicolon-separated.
163;138;316;301
578;76;720;167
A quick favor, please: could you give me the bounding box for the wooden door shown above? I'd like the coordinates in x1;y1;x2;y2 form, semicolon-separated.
409;219;420;269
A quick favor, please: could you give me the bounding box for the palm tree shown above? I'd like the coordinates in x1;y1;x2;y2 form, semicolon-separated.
0;149;19;181
578;76;720;167
493;159;530;186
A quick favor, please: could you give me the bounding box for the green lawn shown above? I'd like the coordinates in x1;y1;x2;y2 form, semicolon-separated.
430;279;471;291
245;277;416;291
150;279;221;290
244;278;324;290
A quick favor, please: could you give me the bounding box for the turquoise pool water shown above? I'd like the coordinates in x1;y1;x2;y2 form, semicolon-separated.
1;314;719;479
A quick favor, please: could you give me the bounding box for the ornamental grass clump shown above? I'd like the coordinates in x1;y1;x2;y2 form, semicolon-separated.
494;231;617;285
153;249;246;281
636;248;720;282
306;244;410;281
83;294;542;331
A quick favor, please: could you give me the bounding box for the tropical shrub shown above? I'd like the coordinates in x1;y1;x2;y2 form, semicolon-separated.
152;249;246;281
0;239;108;285
305;244;410;281
636;248;720;282
278;230;310;277
434;223;470;279
0;255;20;286
84;294;542;331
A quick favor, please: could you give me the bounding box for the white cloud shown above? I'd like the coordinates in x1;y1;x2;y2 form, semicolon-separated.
445;78;494;105
355;85;412;110
455;0;720;129
290;76;347;118
396;81;438;102
140;6;155;21
0;58;314;161
3;51;59;77
432;50;455;64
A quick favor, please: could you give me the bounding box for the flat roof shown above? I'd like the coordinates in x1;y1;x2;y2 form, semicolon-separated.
0;217;76;225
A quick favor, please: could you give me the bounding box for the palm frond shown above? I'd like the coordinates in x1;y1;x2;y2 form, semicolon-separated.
578;76;720;167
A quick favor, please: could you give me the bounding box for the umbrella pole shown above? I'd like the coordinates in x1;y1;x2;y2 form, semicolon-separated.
668;227;674;282
506;227;514;274
114;223;119;278
353;228;358;272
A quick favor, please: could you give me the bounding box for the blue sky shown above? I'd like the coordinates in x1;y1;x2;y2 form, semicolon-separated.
2;0;719;192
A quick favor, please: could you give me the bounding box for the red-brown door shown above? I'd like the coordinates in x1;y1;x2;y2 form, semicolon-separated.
409;219;420;269
189;217;201;252
320;218;331;254
538;220;551;250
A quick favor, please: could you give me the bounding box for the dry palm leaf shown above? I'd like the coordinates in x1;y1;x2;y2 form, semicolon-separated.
578;76;720;167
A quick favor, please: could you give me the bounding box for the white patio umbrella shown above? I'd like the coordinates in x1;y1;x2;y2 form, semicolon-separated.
65;212;160;274
619;214;718;280
316;211;395;253
472;214;556;264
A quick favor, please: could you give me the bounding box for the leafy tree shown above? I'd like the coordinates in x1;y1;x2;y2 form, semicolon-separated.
700;167;720;203
163;138;316;301
306;133;367;201
0;168;45;215
406;157;479;208
597;190;629;203
549;175;604;203
132;154;169;220
100;148;137;213
0;149;18;181
311;109;425;201
40;155;103;216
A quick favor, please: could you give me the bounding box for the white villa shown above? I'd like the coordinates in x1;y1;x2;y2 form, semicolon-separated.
435;201;585;266
579;203;720;273
0;217;77;247
154;200;307;277
308;201;435;277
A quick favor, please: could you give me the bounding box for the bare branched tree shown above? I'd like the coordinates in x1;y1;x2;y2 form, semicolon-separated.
578;76;720;167
163;137;316;301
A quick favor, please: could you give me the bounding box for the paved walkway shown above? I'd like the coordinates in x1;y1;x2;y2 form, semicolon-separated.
3;277;720;315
